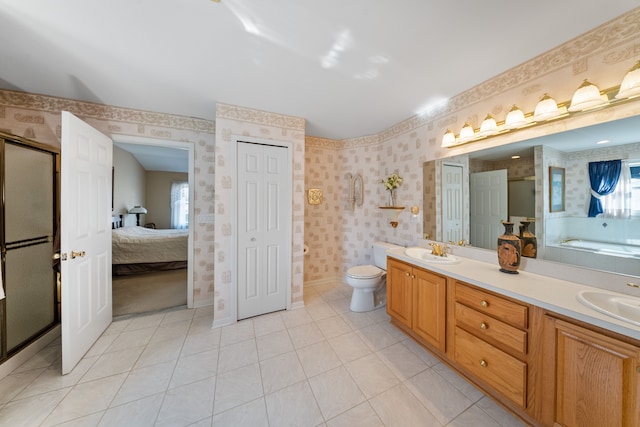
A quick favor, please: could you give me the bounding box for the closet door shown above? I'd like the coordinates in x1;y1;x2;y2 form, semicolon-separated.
3;142;56;352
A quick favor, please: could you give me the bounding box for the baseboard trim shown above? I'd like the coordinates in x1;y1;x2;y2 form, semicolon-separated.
304;275;343;287
289;301;305;310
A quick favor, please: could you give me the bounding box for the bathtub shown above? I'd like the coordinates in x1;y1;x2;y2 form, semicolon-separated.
557;239;640;258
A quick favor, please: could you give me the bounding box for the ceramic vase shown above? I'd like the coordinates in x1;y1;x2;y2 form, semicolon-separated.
497;222;521;274
519;221;537;258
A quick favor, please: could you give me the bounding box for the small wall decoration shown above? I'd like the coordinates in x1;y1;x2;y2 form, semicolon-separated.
307;188;323;205
549;166;565;212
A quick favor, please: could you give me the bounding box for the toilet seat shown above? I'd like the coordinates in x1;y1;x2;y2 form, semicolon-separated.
346;265;383;279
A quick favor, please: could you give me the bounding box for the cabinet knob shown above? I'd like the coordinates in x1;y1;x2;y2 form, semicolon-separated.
405;272;410;277
480;300;488;308
411;274;416;279
479;359;487;367
480;322;488;330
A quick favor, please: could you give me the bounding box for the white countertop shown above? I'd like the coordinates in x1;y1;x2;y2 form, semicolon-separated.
386;247;640;341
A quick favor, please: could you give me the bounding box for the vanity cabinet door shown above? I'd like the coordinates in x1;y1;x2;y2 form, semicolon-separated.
546;316;640;427
386;258;413;328
413;268;447;352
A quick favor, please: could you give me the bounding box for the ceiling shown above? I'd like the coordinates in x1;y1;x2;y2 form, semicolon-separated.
0;1;638;140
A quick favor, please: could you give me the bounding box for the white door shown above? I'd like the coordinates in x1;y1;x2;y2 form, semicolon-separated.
237;141;290;320
469;169;507;250
442;164;464;243
60;112;113;374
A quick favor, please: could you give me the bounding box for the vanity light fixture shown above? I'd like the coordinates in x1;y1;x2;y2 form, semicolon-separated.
458;123;475;143
568;79;607;112
615;60;640;100
441;129;456;147
478;114;499;136
533;93;565;121
440;59;640;149
504;105;528;129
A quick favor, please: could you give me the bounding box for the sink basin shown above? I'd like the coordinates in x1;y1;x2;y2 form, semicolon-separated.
404;247;460;264
576;291;640;327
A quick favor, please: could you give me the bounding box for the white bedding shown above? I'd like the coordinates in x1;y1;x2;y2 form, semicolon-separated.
112;226;188;264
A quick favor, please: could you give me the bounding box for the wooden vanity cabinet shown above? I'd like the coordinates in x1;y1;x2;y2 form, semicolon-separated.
386;258;447;352
451;281;530;408
541;315;640;427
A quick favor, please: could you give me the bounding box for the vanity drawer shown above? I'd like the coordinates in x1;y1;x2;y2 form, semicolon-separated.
454;326;526;408
455;282;528;329
455;302;527;357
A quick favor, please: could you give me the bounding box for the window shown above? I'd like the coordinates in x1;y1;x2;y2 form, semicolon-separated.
631;163;640;216
600;160;637;218
171;181;189;229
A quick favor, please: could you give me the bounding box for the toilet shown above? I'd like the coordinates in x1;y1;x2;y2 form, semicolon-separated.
346;241;402;312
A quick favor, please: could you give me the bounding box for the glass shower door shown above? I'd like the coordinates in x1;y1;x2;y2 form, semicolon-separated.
3;141;56;352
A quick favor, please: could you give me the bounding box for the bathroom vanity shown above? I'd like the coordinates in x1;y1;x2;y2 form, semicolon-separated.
385;248;640;427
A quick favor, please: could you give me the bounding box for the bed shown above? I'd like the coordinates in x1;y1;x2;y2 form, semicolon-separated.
112;220;188;276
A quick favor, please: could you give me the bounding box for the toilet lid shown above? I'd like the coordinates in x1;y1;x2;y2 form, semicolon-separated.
347;265;382;279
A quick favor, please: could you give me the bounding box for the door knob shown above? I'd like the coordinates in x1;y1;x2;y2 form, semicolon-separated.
250;237;256;242
52;253;67;261
70;251;86;259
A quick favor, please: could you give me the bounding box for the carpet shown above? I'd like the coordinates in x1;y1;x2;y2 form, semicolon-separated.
112;269;188;317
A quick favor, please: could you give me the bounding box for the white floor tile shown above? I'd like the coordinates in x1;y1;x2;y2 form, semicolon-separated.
211;397;269;427
256;329;294;361
264;380;323;427
156;377;216;427
326;401;384;427
345;353;399;399
297;340;342;378
328;332;372;363
99;393;164;427
309;366;365;420
259;351;306;394
405;369;473;425
0;387;69;427
0;282;531;427
216;339;258;373
213;363;262;415
376;342;428;380
169;349;218;389
42;374;127;426
287;322;325;349
369;384;440;427
111;361;174;407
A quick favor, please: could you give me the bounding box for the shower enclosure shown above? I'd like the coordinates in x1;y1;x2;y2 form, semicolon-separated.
0;131;58;360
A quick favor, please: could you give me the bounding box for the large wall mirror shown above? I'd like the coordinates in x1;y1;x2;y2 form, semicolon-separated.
424;114;640;278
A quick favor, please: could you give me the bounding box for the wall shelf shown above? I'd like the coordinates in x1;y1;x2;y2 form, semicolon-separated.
379;206;405;227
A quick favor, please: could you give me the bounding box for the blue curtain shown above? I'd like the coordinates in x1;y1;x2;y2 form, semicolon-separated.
588;160;622;217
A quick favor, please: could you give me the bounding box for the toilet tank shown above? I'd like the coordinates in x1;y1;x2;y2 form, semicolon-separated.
372;241;402;269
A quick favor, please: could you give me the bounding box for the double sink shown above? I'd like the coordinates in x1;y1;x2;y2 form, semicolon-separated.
403;246;640;328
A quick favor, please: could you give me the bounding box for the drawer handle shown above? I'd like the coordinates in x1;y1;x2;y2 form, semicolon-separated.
480;322;488;330
480;300;488;308
480;359;487;367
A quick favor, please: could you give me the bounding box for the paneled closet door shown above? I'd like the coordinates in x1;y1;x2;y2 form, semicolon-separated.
3;142;56;351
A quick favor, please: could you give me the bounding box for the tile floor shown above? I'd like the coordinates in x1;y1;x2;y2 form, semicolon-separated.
0;280;526;426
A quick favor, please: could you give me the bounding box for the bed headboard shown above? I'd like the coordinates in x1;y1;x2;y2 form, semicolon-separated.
112;214;124;229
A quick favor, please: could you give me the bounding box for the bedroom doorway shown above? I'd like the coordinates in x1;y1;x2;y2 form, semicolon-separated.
236;140;291;320
111;135;195;315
